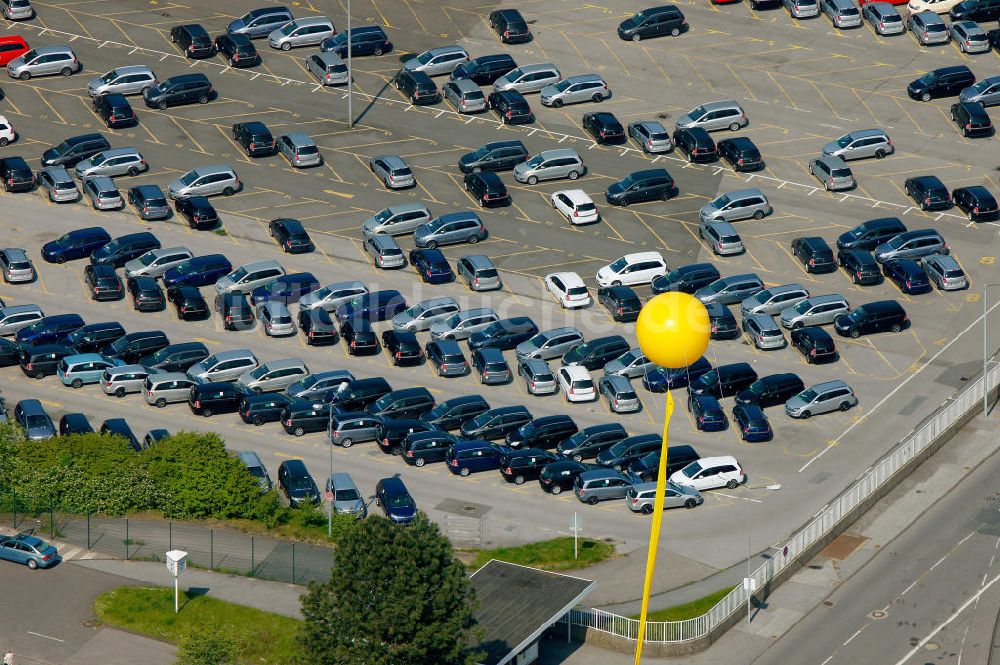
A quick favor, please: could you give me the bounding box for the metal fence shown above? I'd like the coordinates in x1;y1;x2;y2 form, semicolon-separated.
564;363;1000;643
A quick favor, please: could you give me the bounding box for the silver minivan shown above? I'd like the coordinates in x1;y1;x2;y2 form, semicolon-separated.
327;472;367;517
124;247;193;279
187;349;259;383
960;75;1000;106
743;314;786;350
142;371;198;407
214;260;285;295
695;274;765;305
873;229;948;263
404;45;469;76
237;358;309;394
362;203;432;238
430;308;499;340
227;6;294;39
809;155;855;191
822;129;893;160
443;79;487;113
457;255;502;291
675;100;748;132
742;284;810;317
6;46;80;80
513;149;586;184
0;304;43;335
103;364;156;398
2;0;33;20
907;11;950;45
539;74;611;107
74;147;148;179
83;176;123;210
784;0;820;17
167;165;240;199
277;133;322;168
699;188;772;223
306;52;349;86
364;234;406;269
785;380;858;418
392;297;461;333
268;16;335;50
779;293;850;328
822;0;862;28
493;63;561;94
87;65;158;97
699;220;743;256
298;280;368;313
515;326;585;361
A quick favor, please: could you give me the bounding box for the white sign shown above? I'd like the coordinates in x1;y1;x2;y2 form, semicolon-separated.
166;549;188;576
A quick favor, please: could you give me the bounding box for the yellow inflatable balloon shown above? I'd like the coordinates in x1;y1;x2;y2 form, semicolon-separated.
636;292;711;369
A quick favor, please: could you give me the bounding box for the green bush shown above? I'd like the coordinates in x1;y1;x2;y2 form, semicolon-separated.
176;629;237;665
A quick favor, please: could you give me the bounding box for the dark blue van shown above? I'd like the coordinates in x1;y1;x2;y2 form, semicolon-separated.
162;254;233;288
642;356;713;393
100;418;141;452
334;290;407;325
89;232;161;268
16;313;85;346
249;272;320;306
375;477;417;524
41;227;111;263
446;439;503;476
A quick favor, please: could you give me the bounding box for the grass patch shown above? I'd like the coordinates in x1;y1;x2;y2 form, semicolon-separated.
632;586;737;622
94;586;304;665
468;537;615;572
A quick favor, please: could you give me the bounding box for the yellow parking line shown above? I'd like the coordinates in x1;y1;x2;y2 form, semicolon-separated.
170;117;210;154
33;89;67;125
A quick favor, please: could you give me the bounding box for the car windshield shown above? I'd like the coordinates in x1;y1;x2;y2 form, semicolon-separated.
137;252;158;266
553;80;572;93
228;267;248;282
688;105;707;119
505;67;524;80
699;370;718;385
608;257;628;273
109;336;129;353
100;70;119;83
330;32;349;46
385;493;413;509
706;280;726;293
247;365;267;379
972;80;992;93
415;51;435;65
792;300;812;314
711;194;730;208
279;21;298;36
798;388;817;402
406;303;427;317
247;466;267;479
682;461;703;478
335;488;360;501
290;476;312;491
179;171;198;186
25;415;49;429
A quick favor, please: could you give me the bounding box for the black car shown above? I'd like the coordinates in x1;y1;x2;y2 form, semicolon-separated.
100;418;141;452
420;395;490;431
139;341;209;373
278;459;319;506
618;5;688;40
101;330;169;364
487;90;533;124
458;140;529;173
426;339;469;376
268;218;313;253
595;434;661;470
907;65;975;102
41;133;110;167
0;338;20;367
402;431;456;466
838;249;882;285
951;0;1000;21
59;413;93;436
189;382;243;417
688;362;758;399
84;263;124;301
651;262;720;294
733;403;773;443
20;344;74;379
672;127;718;163
143;73;213;110
320;25;393;57
66;321;126;354
460;405;532;440
953;185;999;222
538;459;593;494
834;300;908;338
281;400;333;436
555;423;629;461
605;168;677;206
93;93;136;128
393;69;439;105
174;196;219;229
991;26;1000;51
409;248;454;284
490;8;532;43
382;329;424;366
582;112;626;145
167;285;208;320
498;448;560;485
341;318;379;355
883;259;932;295
791;236;836;274
127;276;165;312
468;316;538;350
904;175;951;211
90;232;160;268
451;54;517;85
505;414;578;450
127;184;170;221
232;121;275;157
297;308;338;345
376;418;436;455
562;335;630;371
717;137;764;172
791;327;837;364
214;33;260;67
706;302;739;340
171;24;215;58
628;444;700;482
836;217;907;252
366;387;435;420
216;291;254;330
464;171;510;207
734;373;805;408
951;101;993;138
240;392;292;426
0;156;35;192
597;285;641;322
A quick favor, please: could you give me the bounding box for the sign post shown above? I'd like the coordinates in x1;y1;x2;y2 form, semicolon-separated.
569;513;582;560
165;550;188;614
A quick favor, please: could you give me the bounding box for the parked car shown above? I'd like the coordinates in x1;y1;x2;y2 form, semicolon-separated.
539;74;611;107
627;482;703;513
0;531;60;569
574;469;636;504
214;33;260;67
143;73;214;110
374;477;416;524
421;395;490;431
14;399;56;440
617;5;688;40
278;459;319;507
786;380;859;418
669;456;746;491
791;327;838;363
834;300;908;337
598;286;641;322
953;185;999;222
921;253;968;290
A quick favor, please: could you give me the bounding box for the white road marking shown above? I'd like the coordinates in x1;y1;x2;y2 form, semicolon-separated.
27;631;65;643
842;626;865;645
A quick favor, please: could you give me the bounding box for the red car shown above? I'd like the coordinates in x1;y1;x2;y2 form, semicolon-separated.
0;36;29;67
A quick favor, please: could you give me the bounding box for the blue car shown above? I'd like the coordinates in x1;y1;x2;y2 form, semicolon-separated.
0;531;61;569
162;254;233;288
16;313;85;346
689;394;727;432
375;476;417;524
409;248;455;284
883;259;932;295
335;290;407;325
733;403;773;442
57;353;123;388
446;439;503;476
41;226;111;263
250;272;320;306
642;356;713;393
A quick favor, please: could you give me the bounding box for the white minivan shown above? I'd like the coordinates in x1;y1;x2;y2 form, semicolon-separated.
669;456;747;490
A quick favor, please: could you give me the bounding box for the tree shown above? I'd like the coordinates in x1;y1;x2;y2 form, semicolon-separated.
299;513;481;665
176;628;237;665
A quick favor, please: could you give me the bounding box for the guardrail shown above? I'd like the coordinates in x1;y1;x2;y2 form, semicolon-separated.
563;363;1000;647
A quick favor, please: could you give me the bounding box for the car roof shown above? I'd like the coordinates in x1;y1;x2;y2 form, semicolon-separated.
699;99;742;111
33;45;76;56
815;154;850;169
16;399;46;415
330;471;357;488
450;78;480;93
378;476;409;493
260;300;290;313
924;253;961;269
706;220;737;235
536;148;580;160
620;251;665;263
745;313;780;328
697;455;739;466
565;73;604;84
811;380;851;392
423;44;468;56
726;187;767;199
462;254;495;268
476;346;506;361
548;271;586;287
314;51;345;65
555;189;592;205
65;352;109;364
374;155;407;169
0;247;28;261
560;365;591;379
602;374;632;389
517;62;558;74
293;16;334;27
282;133;315;147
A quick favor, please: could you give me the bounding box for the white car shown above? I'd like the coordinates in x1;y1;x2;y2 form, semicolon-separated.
550;189;599;225
558;365;597;403
669;456;747;491
906;0;961;12
545;272;591;309
0;115;15;147
596;251;667;287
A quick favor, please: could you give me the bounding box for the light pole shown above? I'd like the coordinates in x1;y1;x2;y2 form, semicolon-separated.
327;409;334;537
746;483;781;624
346;0;353;129
984;284;1000;417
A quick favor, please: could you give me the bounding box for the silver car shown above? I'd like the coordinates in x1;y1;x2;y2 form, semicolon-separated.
518;358;557;395
921;253;967;290
277;133;322;168
237;358;309;394
369;155;415;189
0;248;34;283
75;148;147;179
493;63;561;94
362;204;432;238
142;371;198;407
227;6;294;39
327;472;367;518
298;281;368;313
37;167;80;203
960;75;1000;106
695;274;764;305
413;212;487;248
168;165;240;199
215;260;285;295
599;374;640;414
699;220;743;256
257;301;296;337
7;46;80;80
457;254;502;291
627;481;703;513
743;314;786;350
699;188;772;223
87;65;157;97
822;129;894;160
907;11;950;45
392;297;461;332
779;293;850;329
951;20;989;53
404;45;469;76
785;380;858;418
0;304;43;336
822;0;862;28
268;17;335;50
430;308;499;340
628;120;673;153
104;364;157;398
862;2;904;34
2;0;33;20
603;348;656;379
676;100;749;132
443;79;487;113
364;234;406;269
741;284;810;316
83;176;123;210
874;229;948;263
285;370;354;401
809;155;855;191
784;0;820;17
512;149;586;184
188;350;259;383
515;327;585;361
540;74;611;107
306;52;348;86
125;247;194;279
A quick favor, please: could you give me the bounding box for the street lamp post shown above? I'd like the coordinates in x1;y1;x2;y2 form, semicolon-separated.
746;483;781;624
327;410;334;537
346;0;353;129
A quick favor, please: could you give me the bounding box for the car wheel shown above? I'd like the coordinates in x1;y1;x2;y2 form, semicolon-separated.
551;98;564;108
753;210;765;220
587;496;599;505
527;176;538;185
891;323;901;333
572;453;583;462
203;408;213;417
281;42;291;51
128;167;141;177
197;94;209;104
70;378;83;389
32;370;44;379
459;466;471;477
839;401;852;412
293;426;305;437
27;558;38;570
374;46;384;56
638;503;653;515
800;410;811;419
342;438;353;448
157;101;168;111
223;186;235;196
568;170;579;180
150;396;167;408
19;71;30;81
467;235;480;244
875;149;886;159
592;93;603;103
425;240;438;250
726;479;739;489
729;122;741;131
230;57;237;67
685;499;697;509
514;475;525;485
849;329;860;339
670;27;681;36
547;484;562;496
415;457;426;467
921;92;931;102
0;138;7;148
632;33;642;42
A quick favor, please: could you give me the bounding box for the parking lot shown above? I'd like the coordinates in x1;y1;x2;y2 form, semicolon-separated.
0;0;998;578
